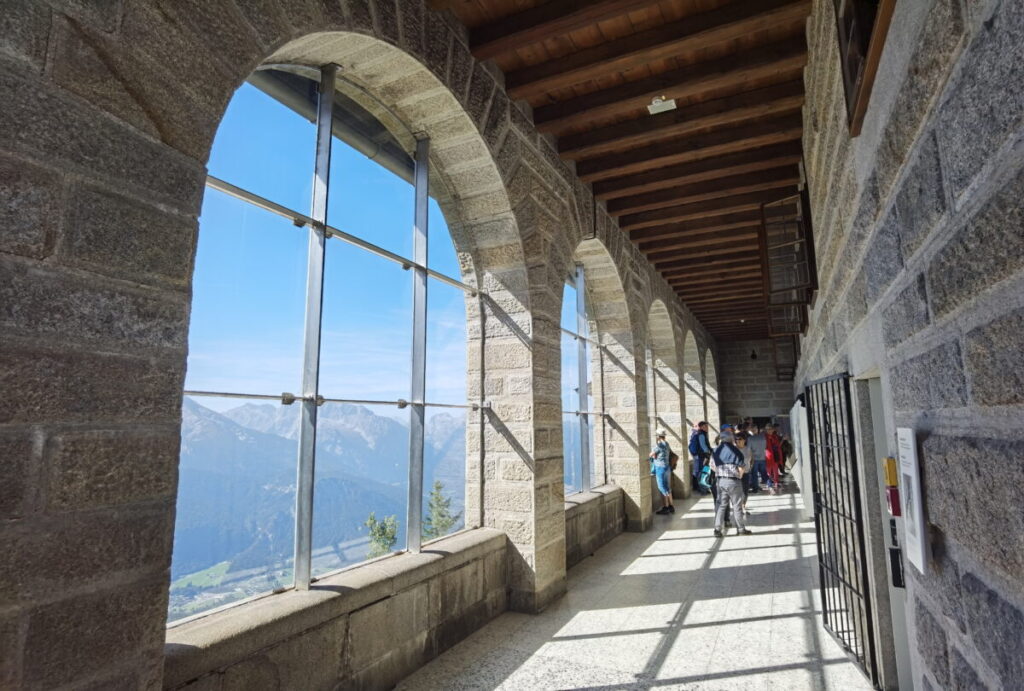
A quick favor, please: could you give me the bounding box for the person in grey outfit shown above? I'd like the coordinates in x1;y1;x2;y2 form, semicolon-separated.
713;429;752;538
747;425;769;492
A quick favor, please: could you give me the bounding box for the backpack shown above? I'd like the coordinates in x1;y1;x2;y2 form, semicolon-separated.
688;430;702;456
698;464;713;490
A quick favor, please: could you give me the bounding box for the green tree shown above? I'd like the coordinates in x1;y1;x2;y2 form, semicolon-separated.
364;512;398;558
423;480;462;541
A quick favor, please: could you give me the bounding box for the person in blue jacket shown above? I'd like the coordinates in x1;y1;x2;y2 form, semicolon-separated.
689;421;712;494
650;429;675;515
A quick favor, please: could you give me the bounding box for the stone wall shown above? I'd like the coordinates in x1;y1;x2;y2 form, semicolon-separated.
163;528;507;690
563;485;625;569
0;0;719;686
799;0;1024;687
719;339;794;422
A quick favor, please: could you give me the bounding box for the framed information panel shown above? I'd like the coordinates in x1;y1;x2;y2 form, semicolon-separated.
896;427;927;573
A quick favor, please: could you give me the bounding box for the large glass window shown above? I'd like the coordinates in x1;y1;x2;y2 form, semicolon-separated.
560;267;599;495
171;66;473;624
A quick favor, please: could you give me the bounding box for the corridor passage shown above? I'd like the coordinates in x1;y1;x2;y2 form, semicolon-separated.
398;484;874;690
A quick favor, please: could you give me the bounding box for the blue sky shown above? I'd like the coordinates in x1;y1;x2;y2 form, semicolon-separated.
185;83;467;415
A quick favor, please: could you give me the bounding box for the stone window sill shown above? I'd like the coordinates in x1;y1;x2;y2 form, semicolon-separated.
564;483;622;516
163;527;507;688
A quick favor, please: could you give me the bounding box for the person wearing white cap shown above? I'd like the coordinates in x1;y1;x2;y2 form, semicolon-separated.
649;429;676;515
712;429;752;537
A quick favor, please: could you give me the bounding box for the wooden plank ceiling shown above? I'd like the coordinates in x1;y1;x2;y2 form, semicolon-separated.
432;0;812;340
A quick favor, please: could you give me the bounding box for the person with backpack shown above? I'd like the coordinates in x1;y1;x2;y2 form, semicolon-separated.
649;429;676;515
712;429;752;538
688;421;711;495
747;423;769;493
765;423;784;494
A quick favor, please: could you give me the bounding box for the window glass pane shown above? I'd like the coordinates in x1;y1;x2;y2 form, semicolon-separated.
563;412;583;495
588;414;601;487
327;137;414;259
207;82;315;213
426;276;468;405
561;282;577;333
185;189;306;395
428;198;462;279
561;330;579;411
423;408;467;542
311;402;409;577
320;240;412;401
170;396;298;623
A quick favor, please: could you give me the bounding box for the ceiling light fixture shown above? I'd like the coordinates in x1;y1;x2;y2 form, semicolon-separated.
647;95;677;115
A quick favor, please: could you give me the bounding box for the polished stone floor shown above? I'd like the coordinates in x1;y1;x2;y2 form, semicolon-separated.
397;481;875;690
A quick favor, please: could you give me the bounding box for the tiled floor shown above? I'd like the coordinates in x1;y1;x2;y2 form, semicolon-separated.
397;481;876;691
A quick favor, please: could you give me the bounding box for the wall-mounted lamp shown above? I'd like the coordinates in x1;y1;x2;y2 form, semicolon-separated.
750;349;758;360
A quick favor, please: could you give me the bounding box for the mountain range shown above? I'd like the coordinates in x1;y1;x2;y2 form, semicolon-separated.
173;398;467;581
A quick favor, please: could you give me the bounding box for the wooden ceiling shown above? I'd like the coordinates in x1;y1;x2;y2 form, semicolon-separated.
432;0;812;340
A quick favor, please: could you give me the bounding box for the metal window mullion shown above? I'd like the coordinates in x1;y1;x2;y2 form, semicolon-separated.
203;176;478;297
293;64;336;590
575;264;591;491
406;137;429;554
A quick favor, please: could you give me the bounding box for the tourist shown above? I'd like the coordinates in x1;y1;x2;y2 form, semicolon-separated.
765;424;783;494
748;423;769;493
712;429;751;538
650;429;675;515
688;421;711;495
736;431;753;515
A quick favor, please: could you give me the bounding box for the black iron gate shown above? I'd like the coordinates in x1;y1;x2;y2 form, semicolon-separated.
805;373;878;686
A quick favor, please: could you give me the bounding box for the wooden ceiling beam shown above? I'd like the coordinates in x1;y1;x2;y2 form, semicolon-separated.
595;142;804;201
579;114;803;182
661;255;761;274
470;0;662;61
628;210;763;243
640;230;760;255
610;166;800;216
667;265;762;282
668;270;763;287
508;0;809;101
676;277;764;292
533;36;807;134
650;242;762;265
684;293;764;307
621;188;798;231
561;81;805;161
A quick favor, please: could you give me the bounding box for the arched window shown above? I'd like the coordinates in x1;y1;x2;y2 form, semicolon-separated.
171;66;471;624
560;265;598;494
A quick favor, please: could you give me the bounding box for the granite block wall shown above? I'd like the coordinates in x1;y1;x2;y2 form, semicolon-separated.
719;339;795;422
0;0;718;686
800;0;1024;686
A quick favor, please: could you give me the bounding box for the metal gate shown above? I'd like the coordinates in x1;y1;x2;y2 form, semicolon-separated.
805;373;879;686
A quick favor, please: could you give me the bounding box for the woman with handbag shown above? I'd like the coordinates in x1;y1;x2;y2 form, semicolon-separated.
650;429;676;515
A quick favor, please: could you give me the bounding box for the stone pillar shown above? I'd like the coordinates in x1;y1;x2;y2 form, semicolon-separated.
466;217;566;614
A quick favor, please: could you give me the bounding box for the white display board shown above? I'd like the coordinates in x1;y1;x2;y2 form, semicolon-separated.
790;398;815;521
897;427;928;573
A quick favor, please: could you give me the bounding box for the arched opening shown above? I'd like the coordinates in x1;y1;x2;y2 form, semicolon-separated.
647;301;687;498
573;238;648;529
560;271;597;495
682;331;703;430
704;349;721;436
172;32;529;623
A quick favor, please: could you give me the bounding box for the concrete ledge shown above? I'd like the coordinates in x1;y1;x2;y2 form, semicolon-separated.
564;484;624;568
163;528;507;689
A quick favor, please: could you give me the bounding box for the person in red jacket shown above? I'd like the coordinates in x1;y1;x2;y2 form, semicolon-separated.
764;423;783;494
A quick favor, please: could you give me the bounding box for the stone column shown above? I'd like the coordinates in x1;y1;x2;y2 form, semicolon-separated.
465;216;566;614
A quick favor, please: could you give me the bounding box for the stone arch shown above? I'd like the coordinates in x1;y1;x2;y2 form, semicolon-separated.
704;348;721;436
574;238;650;531
683;330;704;429
213;28;559;609
647;300;689;499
